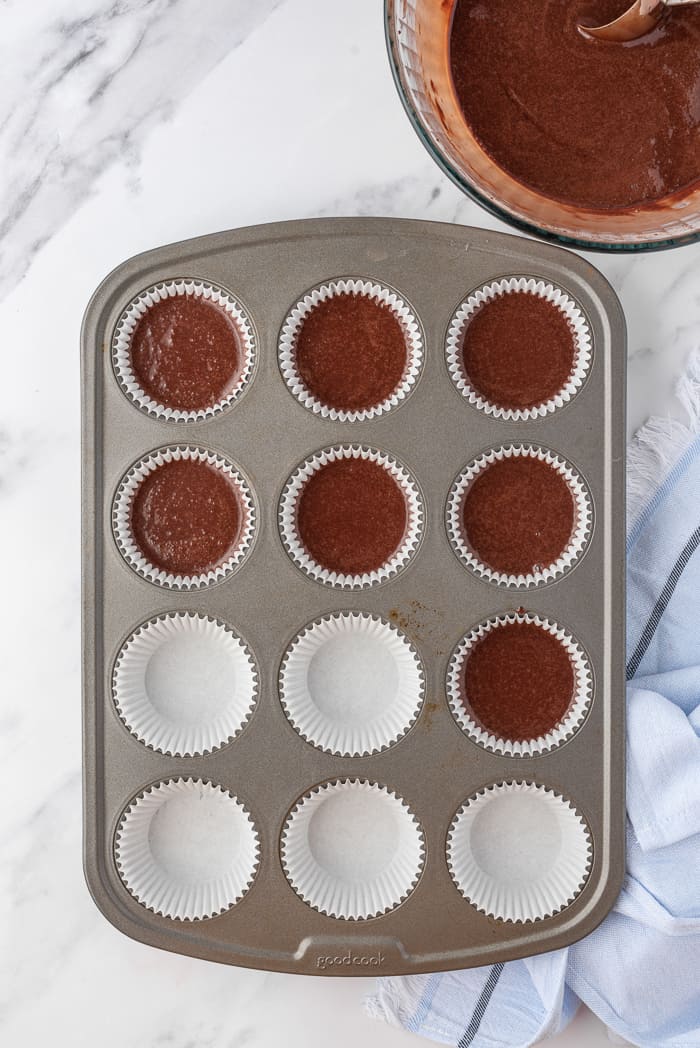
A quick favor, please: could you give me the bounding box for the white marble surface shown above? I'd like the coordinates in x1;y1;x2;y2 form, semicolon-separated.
1;1;698;1045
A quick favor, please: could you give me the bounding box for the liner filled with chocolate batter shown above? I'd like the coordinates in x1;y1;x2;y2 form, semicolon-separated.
279;278;424;421
279;444;423;588
447;612;593;756
446;444;593;587
83;217;625;976
112;279;256;421
446;276;593;420
112;445;256;588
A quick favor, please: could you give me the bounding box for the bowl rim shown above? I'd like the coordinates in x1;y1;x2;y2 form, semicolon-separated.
384;0;700;254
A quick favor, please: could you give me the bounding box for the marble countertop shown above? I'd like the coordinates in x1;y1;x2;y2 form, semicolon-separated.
2;1;698;1045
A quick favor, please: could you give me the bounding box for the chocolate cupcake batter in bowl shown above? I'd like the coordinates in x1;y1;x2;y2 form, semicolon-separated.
386;0;700;248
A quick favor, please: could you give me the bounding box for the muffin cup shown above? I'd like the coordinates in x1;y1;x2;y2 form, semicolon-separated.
447;781;592;923
281;779;425;921
447;612;592;756
112;445;256;590
112;279;256;422
278;278;424;421
446;444;592;588
279;613;424;756
446;276;592;421
279;444;423;589
115;778;259;921
113;613;258;757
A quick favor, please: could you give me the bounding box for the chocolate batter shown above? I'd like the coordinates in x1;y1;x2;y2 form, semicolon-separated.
462;456;575;575
295;293;408;412
130;294;243;411
449;0;700;210
461;292;576;410
296;458;408;575
462;620;575;741
131;458;243;575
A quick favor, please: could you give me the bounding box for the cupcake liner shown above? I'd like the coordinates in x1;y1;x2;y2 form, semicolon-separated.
279;444;423;589
112;279;256;422
278;278;424;421
112;445;256;590
113;613;259;757
115;778;259;921
281;779;425;920
447;781;592;923
446;277;592;421
447;612;592;756
279;613;425;756
446;444;592;588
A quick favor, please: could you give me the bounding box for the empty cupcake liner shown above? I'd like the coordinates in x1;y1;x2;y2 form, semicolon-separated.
446;277;592;421
112;445;256;590
447;612;592;756
281;779;425;920
115;778;260;921
278;278;424;421
279;444;424;589
112;279;256;422
446;444;592;588
113;613;259;757
279;613;425;756
447;781;592;923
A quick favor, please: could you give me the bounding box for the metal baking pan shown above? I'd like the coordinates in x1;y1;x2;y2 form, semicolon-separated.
82;217;625;975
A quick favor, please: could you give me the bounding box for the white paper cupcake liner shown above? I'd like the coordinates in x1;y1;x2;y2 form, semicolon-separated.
113;613;259;757
112;279;256;422
447;781;592;923
279;613;424;756
115;778;259;921
279;444;423;589
446;277;592;421
446;444;592;588
112;445;256;590
281;779;425;920
278;278;424;421
447;612;592;756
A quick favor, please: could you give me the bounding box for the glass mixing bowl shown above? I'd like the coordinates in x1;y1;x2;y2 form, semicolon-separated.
385;0;700;252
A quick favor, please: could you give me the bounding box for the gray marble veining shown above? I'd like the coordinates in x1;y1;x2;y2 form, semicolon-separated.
0;0;281;298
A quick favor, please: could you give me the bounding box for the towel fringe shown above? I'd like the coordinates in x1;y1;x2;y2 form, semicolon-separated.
627;349;700;533
364;975;431;1029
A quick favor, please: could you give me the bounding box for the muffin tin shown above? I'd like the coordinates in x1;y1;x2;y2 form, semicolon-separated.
82;217;625;974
